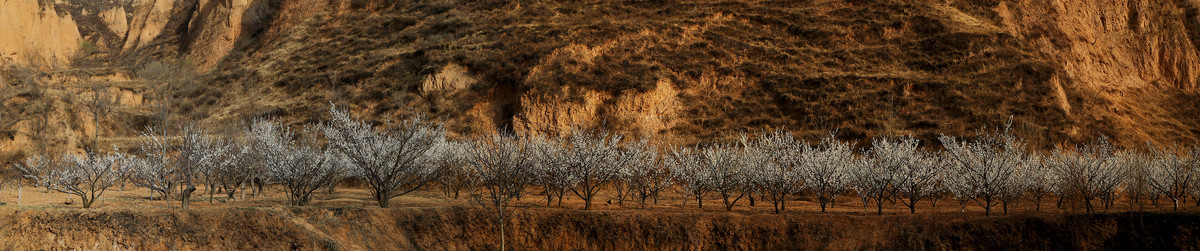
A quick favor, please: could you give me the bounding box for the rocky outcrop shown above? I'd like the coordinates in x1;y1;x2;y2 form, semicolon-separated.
182;0;271;70
99;7;129;41
122;0;182;51
0;0;83;66
994;0;1200;143
997;0;1199;91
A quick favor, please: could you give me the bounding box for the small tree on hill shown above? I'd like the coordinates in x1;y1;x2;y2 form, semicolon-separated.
1143;143;1197;211
28;151;131;208
464;132;532;251
797;134;857;213
130;129;183;201
746;131;803;214
560;129;632;210
668;147;708;208
322;106;445;208
251;119;344;206
939;124;1030;216
621;140;673;208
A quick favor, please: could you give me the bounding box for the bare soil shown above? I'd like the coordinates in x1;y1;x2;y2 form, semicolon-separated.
0;185;1196;250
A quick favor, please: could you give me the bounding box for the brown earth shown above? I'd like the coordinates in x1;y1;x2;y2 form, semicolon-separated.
0;185;1197;250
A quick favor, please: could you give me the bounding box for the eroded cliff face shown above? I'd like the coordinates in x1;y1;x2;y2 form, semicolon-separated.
0;0;82;66
992;0;1200;143
513;43;681;138
504;0;1200;145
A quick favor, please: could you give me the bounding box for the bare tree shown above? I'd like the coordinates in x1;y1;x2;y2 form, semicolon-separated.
251;119;344;206
668;147;708;208
559;129;631;210
322;106;445;208
24;151;131;208
82;83;117;152
1143;143;1197;211
870;136;939;214
464;132;533;251
939;125;1030;215
130;129;182;201
745;131;802;213
432;140;473;199
621;140;673;209
797;134;856;212
528;135;571;207
1020;154;1056;212
700;143;749;211
175;124;237;209
137;61;194;129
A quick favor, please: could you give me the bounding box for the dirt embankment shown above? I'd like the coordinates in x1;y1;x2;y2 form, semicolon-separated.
0;207;1196;250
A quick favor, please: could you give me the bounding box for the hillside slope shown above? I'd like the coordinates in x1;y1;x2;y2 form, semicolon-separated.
2;0;1200;152
188;0;1200;147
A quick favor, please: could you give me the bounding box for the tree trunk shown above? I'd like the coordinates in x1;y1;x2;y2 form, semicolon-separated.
80;195;93;208
875;197;884;215
500;216;507;251
181;185;196;209
583;193;593;210
983;196;995;215
377;192;391;208
227;187;237;201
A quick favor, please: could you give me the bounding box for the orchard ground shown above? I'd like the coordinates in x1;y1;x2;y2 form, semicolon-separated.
0;184;1197;249
1;183;1187;214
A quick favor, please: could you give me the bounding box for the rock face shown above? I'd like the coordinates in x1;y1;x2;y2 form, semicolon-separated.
122;0;181;51
0;0;83;66
993;0;1200;143
99;7;129;40
181;0;270;70
998;0;1200;91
